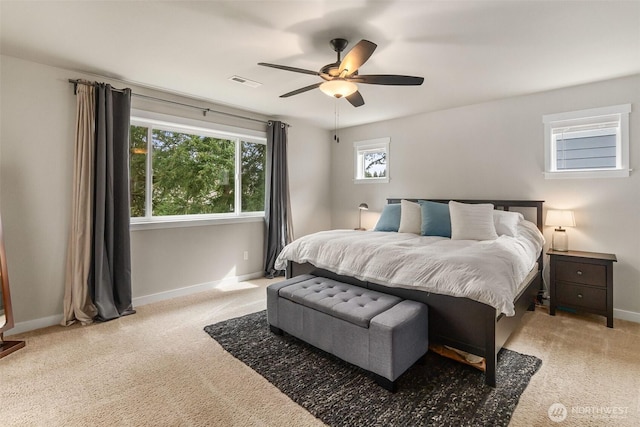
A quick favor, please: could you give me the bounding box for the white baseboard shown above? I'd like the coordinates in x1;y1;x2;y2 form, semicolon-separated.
614;308;640;324
132;271;264;306
7;271;265;337
7;313;64;336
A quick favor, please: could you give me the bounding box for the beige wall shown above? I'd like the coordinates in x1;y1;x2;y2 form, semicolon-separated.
0;55;331;330
331;75;640;318
286;117;332;240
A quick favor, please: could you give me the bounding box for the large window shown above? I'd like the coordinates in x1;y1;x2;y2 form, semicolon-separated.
353;137;390;184
543;104;631;179
130;112;266;226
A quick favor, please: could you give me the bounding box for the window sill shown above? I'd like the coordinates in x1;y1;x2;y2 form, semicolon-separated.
544;169;631;179
130;214;264;231
354;177;390;184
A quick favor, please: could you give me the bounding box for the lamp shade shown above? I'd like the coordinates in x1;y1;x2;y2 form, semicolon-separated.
320;80;358;98
359;203;369;210
545;210;576;227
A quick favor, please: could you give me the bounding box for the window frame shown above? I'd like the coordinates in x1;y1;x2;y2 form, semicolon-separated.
353;137;390;184
129;110;267;230
543;104;631;179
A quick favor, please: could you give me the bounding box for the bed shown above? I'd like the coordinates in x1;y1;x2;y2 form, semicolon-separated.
275;199;544;387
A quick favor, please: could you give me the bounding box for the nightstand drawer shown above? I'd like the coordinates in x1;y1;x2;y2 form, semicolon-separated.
556;260;606;287
556;283;606;312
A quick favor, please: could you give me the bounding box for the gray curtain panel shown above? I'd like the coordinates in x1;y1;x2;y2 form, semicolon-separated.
264;120;293;278
91;83;135;321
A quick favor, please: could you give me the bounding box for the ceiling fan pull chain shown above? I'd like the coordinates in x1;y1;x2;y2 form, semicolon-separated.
334;99;340;143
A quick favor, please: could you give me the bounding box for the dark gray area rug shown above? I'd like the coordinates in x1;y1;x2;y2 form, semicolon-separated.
204;310;541;427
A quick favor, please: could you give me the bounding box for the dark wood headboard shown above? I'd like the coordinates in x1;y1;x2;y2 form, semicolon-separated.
387;198;544;232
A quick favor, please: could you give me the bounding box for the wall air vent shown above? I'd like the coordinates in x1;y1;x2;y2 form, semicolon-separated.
229;75;262;88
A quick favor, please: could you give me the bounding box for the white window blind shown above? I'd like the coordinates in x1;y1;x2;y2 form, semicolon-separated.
553;122;618;170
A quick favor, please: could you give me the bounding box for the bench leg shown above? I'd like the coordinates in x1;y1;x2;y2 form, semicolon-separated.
416;354;428;365
372;373;397;392
269;325;283;335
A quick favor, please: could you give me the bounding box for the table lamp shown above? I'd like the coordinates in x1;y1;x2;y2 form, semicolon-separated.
356;203;369;230
545;210;576;251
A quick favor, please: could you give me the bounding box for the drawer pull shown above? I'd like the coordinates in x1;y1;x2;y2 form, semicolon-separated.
576;270;583;276
577;293;583;299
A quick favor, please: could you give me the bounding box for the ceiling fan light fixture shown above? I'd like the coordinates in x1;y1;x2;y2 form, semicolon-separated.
319;79;358;98
259;38;423;107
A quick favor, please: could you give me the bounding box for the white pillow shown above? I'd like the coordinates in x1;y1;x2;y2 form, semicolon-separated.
398;200;421;234
449;201;498;241
493;210;524;237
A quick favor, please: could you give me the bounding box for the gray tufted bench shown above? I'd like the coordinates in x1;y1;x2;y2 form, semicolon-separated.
266;274;429;391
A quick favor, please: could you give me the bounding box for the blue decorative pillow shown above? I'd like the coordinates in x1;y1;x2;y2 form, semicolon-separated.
374;204;401;232
419;201;451;237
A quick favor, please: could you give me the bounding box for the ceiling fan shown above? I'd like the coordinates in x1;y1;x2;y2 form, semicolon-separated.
258;38;424;107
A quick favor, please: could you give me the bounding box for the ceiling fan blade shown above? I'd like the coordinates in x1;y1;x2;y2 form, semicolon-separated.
338;40;377;76
280;82;322;98
350;74;424;86
258;62;320;76
346;90;365;107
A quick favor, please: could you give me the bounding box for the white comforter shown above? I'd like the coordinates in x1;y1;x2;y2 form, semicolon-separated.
275;221;544;316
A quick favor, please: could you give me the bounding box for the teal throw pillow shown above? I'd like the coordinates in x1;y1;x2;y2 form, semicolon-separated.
419;200;451;237
374;204;401;232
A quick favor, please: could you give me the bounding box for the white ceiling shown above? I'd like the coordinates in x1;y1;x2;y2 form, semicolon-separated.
1;1;639;129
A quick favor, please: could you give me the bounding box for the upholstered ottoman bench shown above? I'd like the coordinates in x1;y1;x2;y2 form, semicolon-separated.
266;274;429;391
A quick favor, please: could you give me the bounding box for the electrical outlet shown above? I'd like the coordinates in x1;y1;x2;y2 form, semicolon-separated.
243;251;249;261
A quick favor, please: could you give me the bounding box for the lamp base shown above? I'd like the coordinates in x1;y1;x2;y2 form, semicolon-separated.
551;228;569;252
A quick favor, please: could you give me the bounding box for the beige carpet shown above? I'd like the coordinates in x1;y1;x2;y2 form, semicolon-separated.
507;304;640;427
1;278;638;426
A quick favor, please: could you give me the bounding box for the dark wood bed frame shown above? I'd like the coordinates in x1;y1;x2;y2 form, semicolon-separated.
286;199;544;387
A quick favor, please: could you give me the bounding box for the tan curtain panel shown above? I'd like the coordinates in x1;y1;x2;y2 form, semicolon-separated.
62;83;98;326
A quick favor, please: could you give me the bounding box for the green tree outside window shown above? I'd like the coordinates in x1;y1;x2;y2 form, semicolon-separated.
129;123;266;218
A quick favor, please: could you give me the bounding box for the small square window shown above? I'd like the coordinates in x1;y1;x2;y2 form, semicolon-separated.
354;138;390;184
543;104;631;179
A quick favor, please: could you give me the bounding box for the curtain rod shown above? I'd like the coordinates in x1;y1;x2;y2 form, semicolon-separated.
68;79;273;125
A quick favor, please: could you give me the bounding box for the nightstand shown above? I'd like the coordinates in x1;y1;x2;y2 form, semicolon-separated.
548;249;617;328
